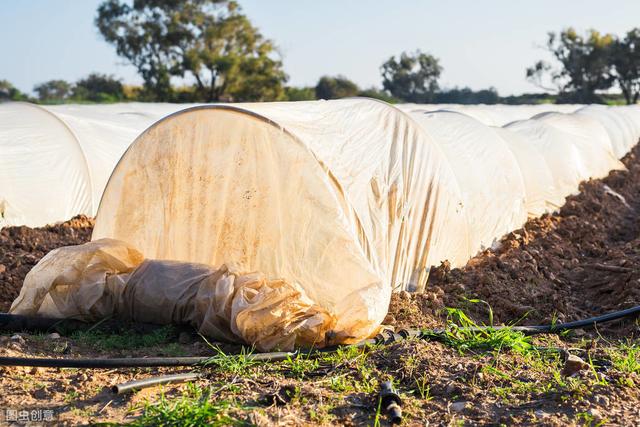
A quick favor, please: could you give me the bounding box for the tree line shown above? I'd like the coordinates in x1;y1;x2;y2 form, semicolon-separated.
527;28;640;104
1;73;128;104
1;0;639;105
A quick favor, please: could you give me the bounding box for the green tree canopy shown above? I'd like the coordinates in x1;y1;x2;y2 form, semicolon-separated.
73;73;124;102
611;28;640;105
33;80;72;102
381;50;442;103
526;28;615;103
0;80;27;101
435;87;499;104
315;75;359;100
357;87;399;103
285;86;316;101
96;0;287;102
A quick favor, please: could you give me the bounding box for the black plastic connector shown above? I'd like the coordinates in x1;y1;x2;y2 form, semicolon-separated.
379;380;402;424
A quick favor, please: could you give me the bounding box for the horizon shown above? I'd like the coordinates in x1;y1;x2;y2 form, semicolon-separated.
2;0;640;96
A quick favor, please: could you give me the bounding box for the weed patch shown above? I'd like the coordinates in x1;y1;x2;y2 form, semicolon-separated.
128;383;245;427
428;306;533;354
201;345;258;376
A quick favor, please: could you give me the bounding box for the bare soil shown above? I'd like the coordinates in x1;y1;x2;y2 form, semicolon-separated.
1;145;640;426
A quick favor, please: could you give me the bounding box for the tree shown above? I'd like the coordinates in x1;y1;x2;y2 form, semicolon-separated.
96;0;287;102
0;80;27;101
435;87;499;104
33;80;72;102
285;86;316;101
526;28;615;103
315;76;359;99
611;28;640;105
381;50;442;103
73;73;124;102
357;87;399;103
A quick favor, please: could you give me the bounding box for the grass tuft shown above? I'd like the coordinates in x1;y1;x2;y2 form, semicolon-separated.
284;352;320;379
430;306;533;354
128;383;244;427
201;345;258;376
609;341;639;374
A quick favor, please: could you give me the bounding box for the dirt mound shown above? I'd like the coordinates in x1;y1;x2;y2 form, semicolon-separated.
387;142;640;332
0;215;94;312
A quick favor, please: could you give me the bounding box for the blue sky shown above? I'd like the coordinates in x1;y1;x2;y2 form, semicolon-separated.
2;0;640;95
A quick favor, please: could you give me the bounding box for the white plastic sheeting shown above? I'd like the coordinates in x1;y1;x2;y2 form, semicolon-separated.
491;127;560;217
505;115;624;201
0;103;92;227
0;102;192;227
397;103;582;126
2;101;635;229
45;103;194;210
408;111;528;256
576;105;640;159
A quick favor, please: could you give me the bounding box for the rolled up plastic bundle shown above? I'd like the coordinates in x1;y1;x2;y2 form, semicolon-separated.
9;239;337;351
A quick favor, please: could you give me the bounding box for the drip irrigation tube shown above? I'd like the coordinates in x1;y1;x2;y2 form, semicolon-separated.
452;304;640;335
0;305;637;369
112;372;202;394
0;352;294;368
326;304;640;349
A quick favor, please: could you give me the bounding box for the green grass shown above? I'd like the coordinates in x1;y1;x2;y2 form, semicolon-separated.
429;306;533;355
71;326;176;351
308;402;336;424
284;352;320;379
353;359;379;393
609;341;640;374
329;374;354;392
576;411;608;427
319;343;368;365
128;383;245;427
457;320;640;406
413;373;432;400
373;394;384;427
483;341;637;406
201;345;258;376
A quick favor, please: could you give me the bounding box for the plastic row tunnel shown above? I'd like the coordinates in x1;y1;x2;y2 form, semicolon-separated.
90;99;640;343
0;102;193;227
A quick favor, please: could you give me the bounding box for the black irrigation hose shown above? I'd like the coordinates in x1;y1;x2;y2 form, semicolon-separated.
408;304;640;340
337;304;640;348
0;304;638;369
112;372;202;394
511;304;640;334
453;304;640;335
0;351;294;369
